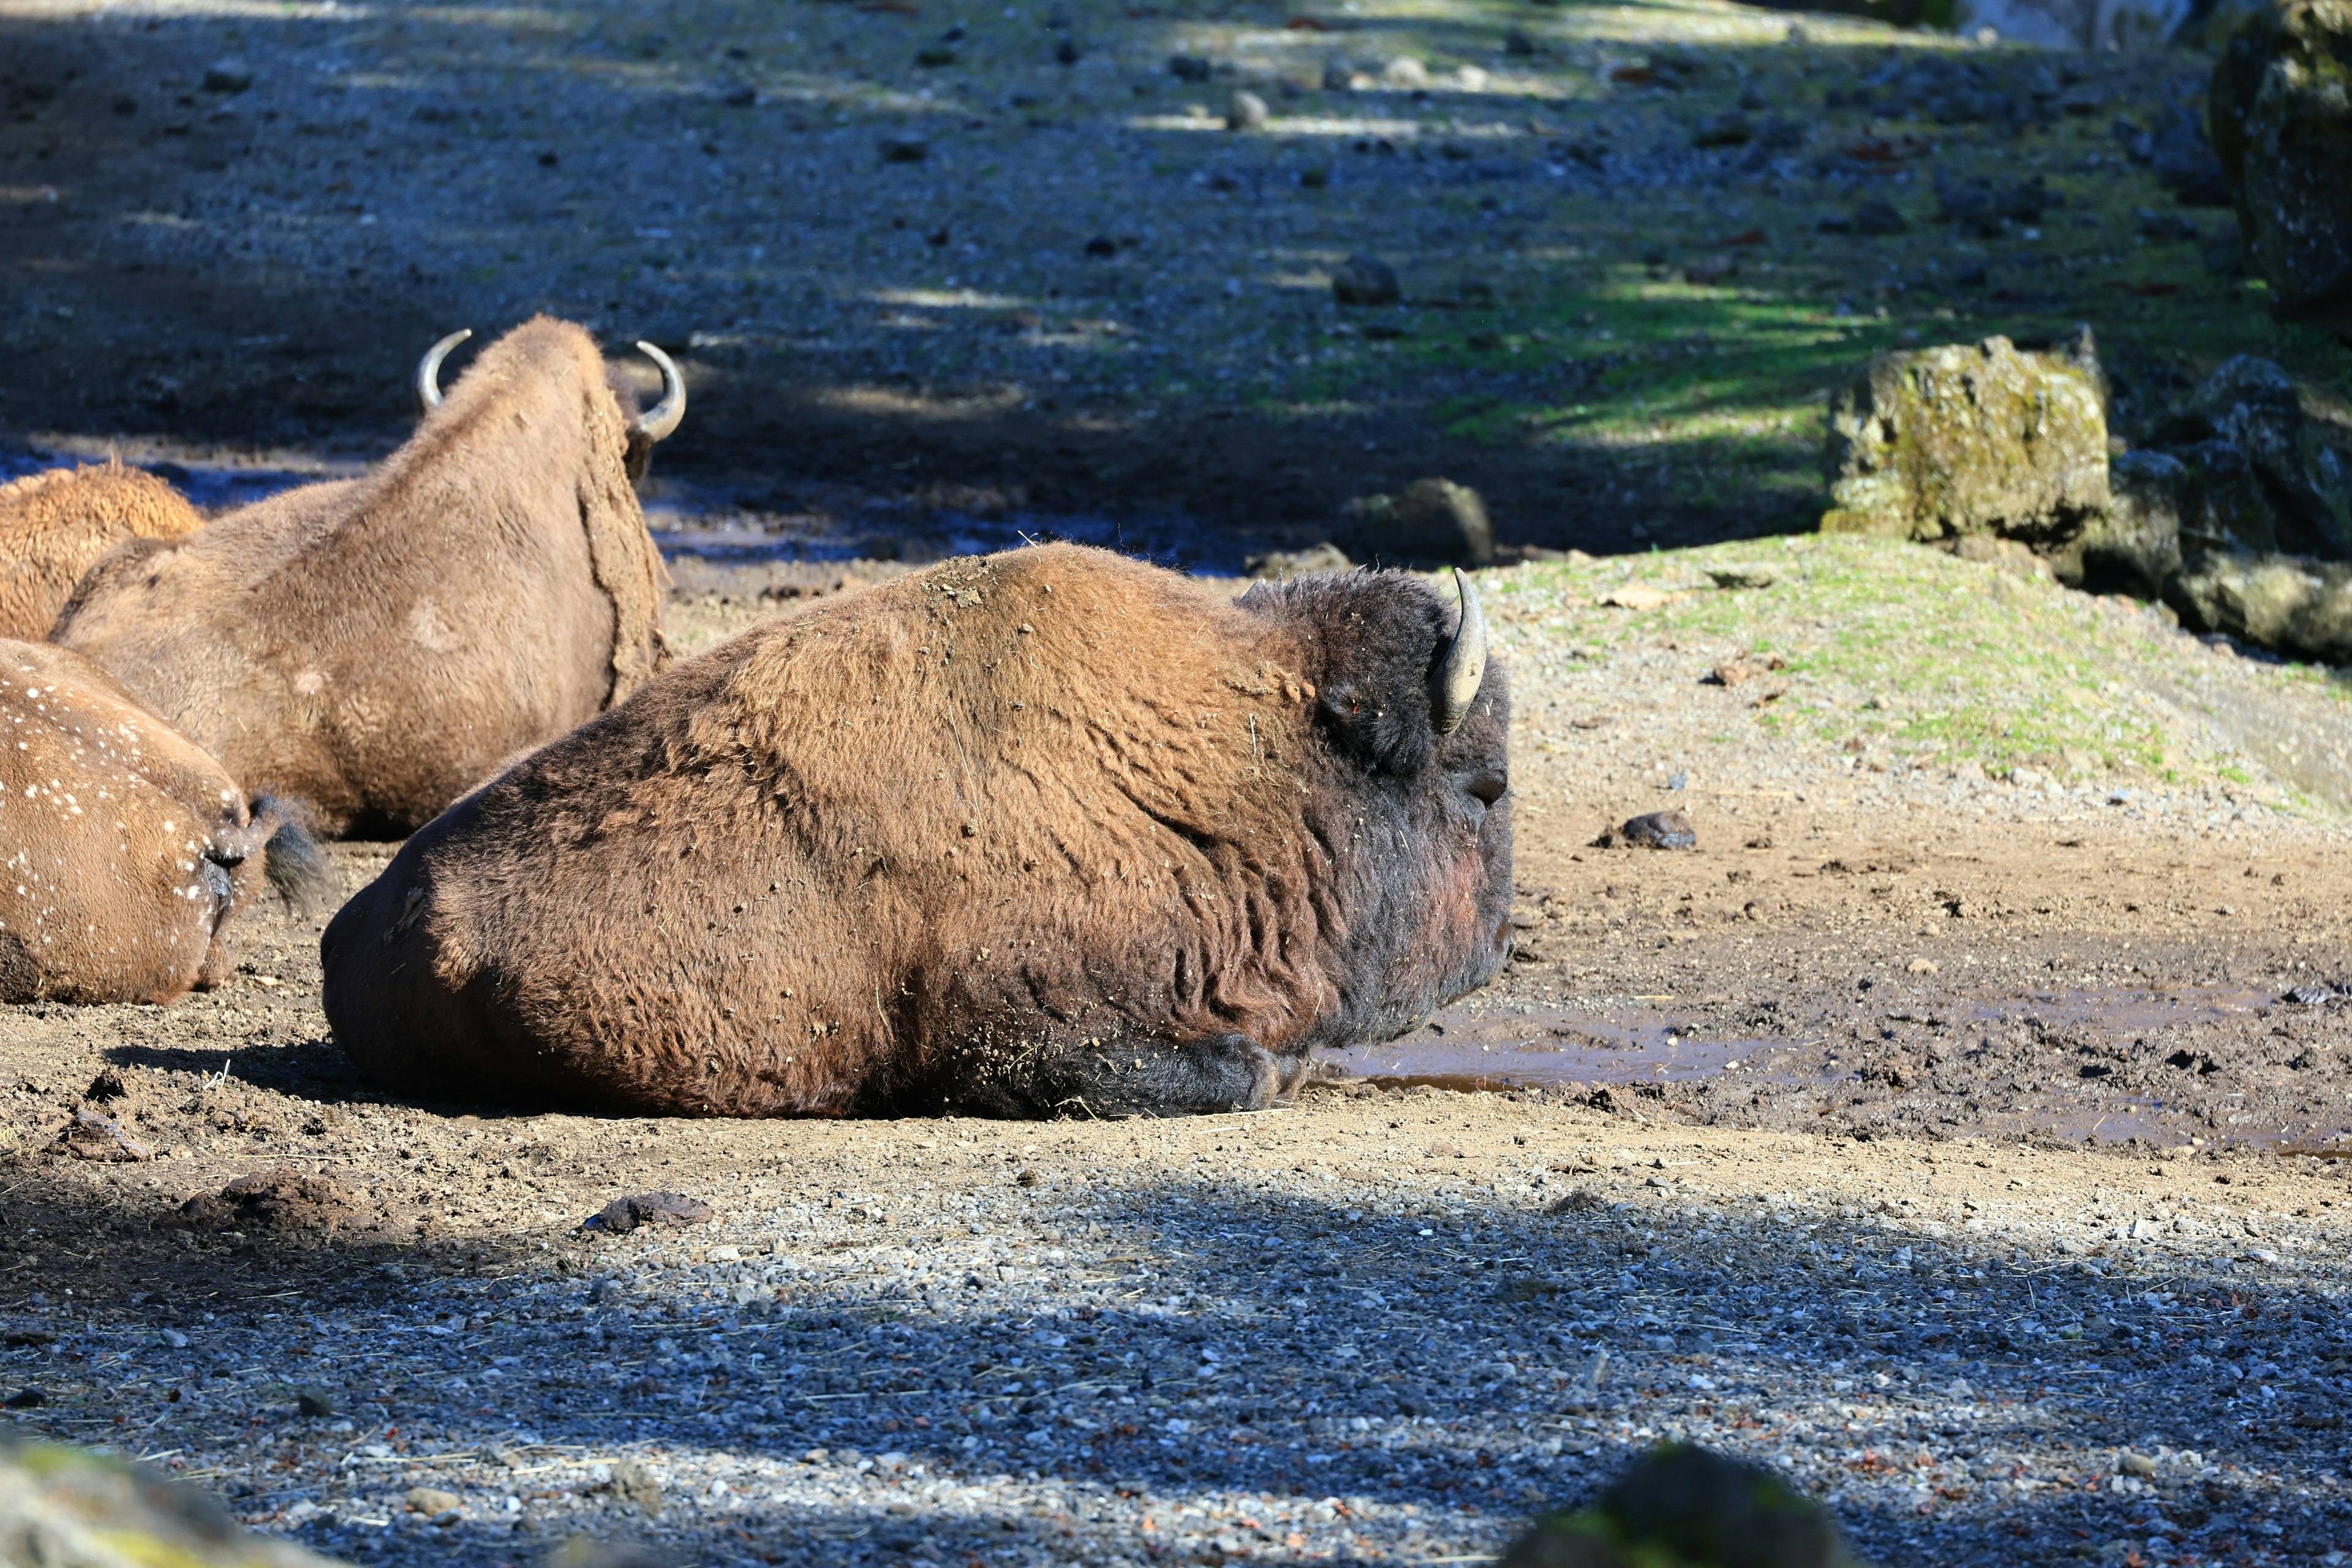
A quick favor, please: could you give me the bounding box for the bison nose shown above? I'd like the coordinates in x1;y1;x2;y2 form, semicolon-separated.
1460;767;1508;807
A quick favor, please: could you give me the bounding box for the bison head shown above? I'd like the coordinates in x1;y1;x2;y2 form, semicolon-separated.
415;327;685;480
1243;564;1512;1046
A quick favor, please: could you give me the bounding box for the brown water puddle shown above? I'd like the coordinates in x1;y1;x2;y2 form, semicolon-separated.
1314;985;2343;1148
1316;1006;1794;1093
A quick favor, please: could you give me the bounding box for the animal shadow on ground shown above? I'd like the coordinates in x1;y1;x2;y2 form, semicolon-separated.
0;1151;2334;1567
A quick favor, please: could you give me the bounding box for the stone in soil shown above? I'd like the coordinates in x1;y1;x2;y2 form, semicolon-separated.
1330;255;1401;307
587;1191;714;1232
1226;89;1268;131
1850;196;1907;236
1600;809;1697;850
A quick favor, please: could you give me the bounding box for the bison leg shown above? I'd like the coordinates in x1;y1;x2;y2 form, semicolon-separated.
1049;1031;1281;1118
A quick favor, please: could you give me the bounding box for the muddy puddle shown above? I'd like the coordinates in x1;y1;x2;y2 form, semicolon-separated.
1318;984;2350;1149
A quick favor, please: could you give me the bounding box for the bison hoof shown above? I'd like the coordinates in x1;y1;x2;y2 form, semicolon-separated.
1186;1031;1280;1113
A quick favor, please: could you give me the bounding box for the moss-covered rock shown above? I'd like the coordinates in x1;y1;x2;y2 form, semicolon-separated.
1498;1446;1865;1568
2168;548;2352;661
0;1437;344;1568
1820;331;2109;545
2209;0;2352;323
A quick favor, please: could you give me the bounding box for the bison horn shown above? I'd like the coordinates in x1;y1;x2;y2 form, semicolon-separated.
413;328;473;413
1433;567;1488;737
631;341;687;443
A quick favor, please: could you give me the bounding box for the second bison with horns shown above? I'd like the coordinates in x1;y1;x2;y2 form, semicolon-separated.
322;546;1511;1117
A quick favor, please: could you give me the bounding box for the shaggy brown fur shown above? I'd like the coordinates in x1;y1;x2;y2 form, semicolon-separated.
50;317;670;837
322;544;1512;1118
0;639;325;1004
0;461;202;640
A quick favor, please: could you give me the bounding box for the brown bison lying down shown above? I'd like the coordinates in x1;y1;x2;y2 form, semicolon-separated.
0;640;324;1003
50;316;679;837
322;545;1511;1117
0;461;203;640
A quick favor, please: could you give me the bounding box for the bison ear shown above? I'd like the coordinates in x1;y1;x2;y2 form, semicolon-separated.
1430;567;1487;737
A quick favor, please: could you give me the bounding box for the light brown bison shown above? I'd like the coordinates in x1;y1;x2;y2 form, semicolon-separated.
321;544;1510;1118
0;461;203;640
50;317;681;837
0;639;324;1003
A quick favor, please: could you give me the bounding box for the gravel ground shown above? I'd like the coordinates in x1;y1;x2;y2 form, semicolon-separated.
5;1063;2350;1568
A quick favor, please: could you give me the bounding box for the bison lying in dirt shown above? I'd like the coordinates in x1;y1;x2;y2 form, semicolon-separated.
50;316;680;837
322;545;1512;1117
0;639;324;1003
0;461;202;640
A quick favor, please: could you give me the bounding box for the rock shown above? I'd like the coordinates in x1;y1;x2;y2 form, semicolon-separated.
2168;550;2352;663
2138;210;2203;242
1084;235;1117;258
611;1459;664;1515
914;45;957;66
1504;28;1539;55
1820;330;2109;545
1244;543;1352;581
1330;256;1401;306
1610;810;1698;850
405;1486;461;1516
1934;171;2052;236
587;1192;714;1233
295;1388;336;1418
1054;37;1081;65
2151;355;2352;558
1693;113;1752;148
591;1277;628;1306
1169;53;1212;81
2211;0;2352;321
1343;479;1494;565
200;62;252;93
155;1172;357;1234
1851;196;1907;236
1380;57;1428;89
0;1437;344;1568
1226;89;1268;130
1500;1443;1860;1568
1705;565;1775;589
1950;0;2188;50
2048;450;2187;596
1321;61;1352;91
880;137;929;164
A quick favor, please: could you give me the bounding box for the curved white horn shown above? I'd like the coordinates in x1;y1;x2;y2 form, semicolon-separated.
1434;567;1488;737
413;328;473;413
632;341;687;443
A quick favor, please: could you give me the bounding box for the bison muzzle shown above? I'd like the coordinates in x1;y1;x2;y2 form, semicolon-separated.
321;545;1511;1117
